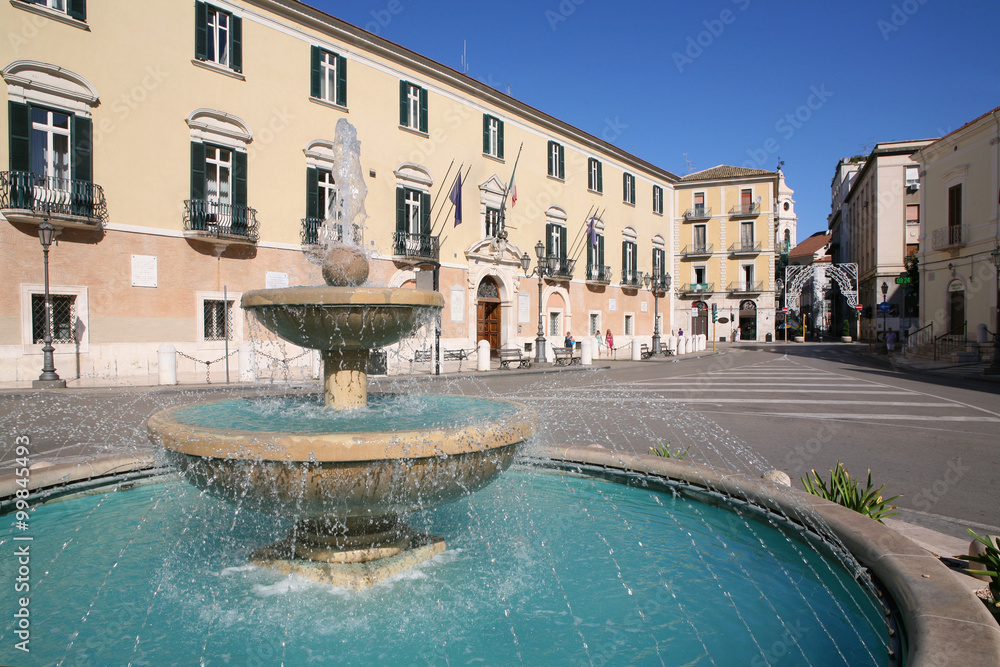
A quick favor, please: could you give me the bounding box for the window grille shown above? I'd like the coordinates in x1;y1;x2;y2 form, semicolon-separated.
32;294;77;344
204;299;232;341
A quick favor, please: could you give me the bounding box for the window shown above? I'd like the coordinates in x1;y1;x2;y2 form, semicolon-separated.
203;299;232;341
190;140;249;236
483;115;504;159
948;184;962;243
621;239;637;283
652;248;665;282
395;186;431;252
31;294;76;344
624;314;634;336
740;222;754;248
589;313;600;336
304;167;340;243
485;207;501;237
742;264;754;289
310;47;347;107
195;2;242;73
30;108;71;188
547;141;564;179
587;232;605;280
653;185;663;214
549;312;561;337
905;166;919;187
740;188;753;212
694;267;706;284
399;81;428;132
546;222;567;260
15;0;85;20
693;225;707;250
905;204;919;225
623;172;635;204
588;158;603;192
694;192;706;216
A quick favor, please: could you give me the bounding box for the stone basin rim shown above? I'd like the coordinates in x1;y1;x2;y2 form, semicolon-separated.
242;286;445;308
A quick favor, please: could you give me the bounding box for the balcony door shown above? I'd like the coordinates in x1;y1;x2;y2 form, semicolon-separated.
739;300;758;341
476;277;502;356
692;301;708;337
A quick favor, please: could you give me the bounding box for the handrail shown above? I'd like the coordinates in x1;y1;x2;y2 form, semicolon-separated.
933;321;966;361
905;321;933;350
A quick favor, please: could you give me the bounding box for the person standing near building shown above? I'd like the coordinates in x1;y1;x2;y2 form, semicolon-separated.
734;326;741;343
885;328;897;359
564;331;575;349
605;329;614;357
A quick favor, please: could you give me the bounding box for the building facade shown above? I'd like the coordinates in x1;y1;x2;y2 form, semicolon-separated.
913;106;1000;349
1;0;705;382
672;166;795;342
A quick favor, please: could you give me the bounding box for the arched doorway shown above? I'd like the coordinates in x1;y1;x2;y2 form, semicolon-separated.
477;277;502;354
948;280;965;333
739;300;757;341
692;301;708;337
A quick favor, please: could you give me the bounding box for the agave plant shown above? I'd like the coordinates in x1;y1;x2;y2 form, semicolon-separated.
650;442;689;460
963;529;1000;620
801;462;900;523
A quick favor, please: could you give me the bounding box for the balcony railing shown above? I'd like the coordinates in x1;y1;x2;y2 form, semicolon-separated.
184;199;259;243
680;282;714;295
728;241;762;255
586;263;612;284
727;281;764;294
620;270;642;288
0;171;108;225
729;203;760;217
680;243;714;257
301;218;361;246
547;256;576;281
931;225;964;250
683;206;712;221
392;231;440;263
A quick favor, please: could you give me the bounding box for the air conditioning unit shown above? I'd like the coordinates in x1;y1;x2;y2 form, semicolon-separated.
907;181;920;190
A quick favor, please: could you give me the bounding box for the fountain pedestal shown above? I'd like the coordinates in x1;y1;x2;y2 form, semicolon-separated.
322;349;369;409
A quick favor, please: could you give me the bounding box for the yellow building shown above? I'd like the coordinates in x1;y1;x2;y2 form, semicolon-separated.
5;0;809;382
672;166;794;341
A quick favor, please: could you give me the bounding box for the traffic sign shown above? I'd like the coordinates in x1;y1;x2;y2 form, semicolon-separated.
855;304;863;311
782;307;789;314
878;302;891;313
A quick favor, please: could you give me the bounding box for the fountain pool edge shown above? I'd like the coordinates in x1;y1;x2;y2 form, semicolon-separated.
2;450;998;666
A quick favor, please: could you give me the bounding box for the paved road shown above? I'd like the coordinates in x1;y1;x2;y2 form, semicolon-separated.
2;343;998;540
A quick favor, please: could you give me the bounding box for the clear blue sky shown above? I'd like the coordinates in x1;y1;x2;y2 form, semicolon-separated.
313;0;998;240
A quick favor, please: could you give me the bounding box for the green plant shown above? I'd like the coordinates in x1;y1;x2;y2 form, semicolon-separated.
842;320;851;336
800;462;900;523
650;442;689;460
963;529;1000;620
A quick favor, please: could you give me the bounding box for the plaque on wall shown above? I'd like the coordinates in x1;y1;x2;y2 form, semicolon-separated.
131;255;157;288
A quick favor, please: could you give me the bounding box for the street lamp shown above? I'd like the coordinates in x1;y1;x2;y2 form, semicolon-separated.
987;248;1000;375
521;241;556;364
33;219;66;388
776;277;787;343
643;271;671;353
880;281;889;344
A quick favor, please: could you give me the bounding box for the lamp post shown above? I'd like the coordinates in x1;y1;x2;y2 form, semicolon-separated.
521;241;555;364
987;248;1000;375
880;280;889;345
776;277;786;343
644;271;671;353
33;219;66;389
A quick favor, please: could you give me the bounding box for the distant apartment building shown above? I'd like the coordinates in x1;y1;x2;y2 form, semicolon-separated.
787;232;832;335
672;166;796;341
913;106;1000;349
833;140;933;339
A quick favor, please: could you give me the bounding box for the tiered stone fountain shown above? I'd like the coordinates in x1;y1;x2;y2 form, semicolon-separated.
147;120;535;588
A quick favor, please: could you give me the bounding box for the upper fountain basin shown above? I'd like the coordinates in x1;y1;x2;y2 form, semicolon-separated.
242;287;444;351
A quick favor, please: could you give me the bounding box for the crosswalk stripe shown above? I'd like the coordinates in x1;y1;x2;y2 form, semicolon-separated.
537;396;951;407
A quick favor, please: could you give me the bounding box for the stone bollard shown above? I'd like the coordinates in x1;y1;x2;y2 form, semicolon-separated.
631;339;641;361
158;343;177;385
675;336;685;356
667;335;677;354
238;342;255;382
477;340;490;372
699;334;707;351
686;336;695;354
581;338;592;365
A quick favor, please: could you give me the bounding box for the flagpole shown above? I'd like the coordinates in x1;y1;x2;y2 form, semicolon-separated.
498;142;523;230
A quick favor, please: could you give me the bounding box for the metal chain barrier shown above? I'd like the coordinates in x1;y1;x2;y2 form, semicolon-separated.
176;348;238;384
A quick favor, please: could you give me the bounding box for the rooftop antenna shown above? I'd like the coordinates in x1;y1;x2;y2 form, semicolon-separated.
860;136;877;154
776;158;785;172
683;153;695;174
461;40;468;73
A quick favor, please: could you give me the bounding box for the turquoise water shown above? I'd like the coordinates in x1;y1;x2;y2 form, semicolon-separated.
0;468;889;666
172;394;521;433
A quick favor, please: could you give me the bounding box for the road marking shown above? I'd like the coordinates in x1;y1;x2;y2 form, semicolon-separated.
743;413;1000;422
538;396;952;407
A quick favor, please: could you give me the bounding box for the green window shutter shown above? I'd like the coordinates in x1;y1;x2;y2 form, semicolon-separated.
598;235;604;265
72;115;92;183
546;141;554;175
587;239;594;266
232;150;247;208
8;101;31;173
306;167;319;219
418;87;428;133
399;81;409;126
559;227;567;259
67;0;85;21
230;14;242;73
497;119;504;159
621;242;627;279
483;115;490;154
545;223;554;255
395;187;406;232
597;162;603;192
630;176;635;203
420;192;431;234
558;145;564;179
194;1;208;61
630;242;637;273
190;141;206;201
336;55;347;106
310;46;321;98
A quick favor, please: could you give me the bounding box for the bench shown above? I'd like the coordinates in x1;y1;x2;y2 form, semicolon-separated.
551;346;580;366
413;348;471;370
641;343;675;359
498;348;531;370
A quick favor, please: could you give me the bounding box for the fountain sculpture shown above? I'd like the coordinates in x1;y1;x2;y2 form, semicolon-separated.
147;119;536;588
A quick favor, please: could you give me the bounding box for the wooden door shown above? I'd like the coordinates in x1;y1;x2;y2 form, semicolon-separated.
477;301;501;352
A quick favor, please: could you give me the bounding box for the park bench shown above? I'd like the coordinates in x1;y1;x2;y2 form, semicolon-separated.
413;348;471;370
552;346;580;366
498;348;531;370
641;343;675;359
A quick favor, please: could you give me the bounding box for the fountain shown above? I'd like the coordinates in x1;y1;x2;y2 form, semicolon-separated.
147;119;536;588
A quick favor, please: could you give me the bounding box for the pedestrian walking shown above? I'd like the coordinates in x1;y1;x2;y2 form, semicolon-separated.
734;326;741;343
564;331;575;349
605;329;614;358
885;328;897;359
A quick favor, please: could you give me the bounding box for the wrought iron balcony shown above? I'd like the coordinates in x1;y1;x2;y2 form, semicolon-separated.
0;171;108;228
728;241;762;255
393;231;440;263
683;206;712;221
621;270;642;288
680;282;714;295
729;203;760;217
586;263;612;284
727;281;764;294
301;218;360;246
931;225;964;250
184;199;259;243
546;256;575;281
680;243;714;258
